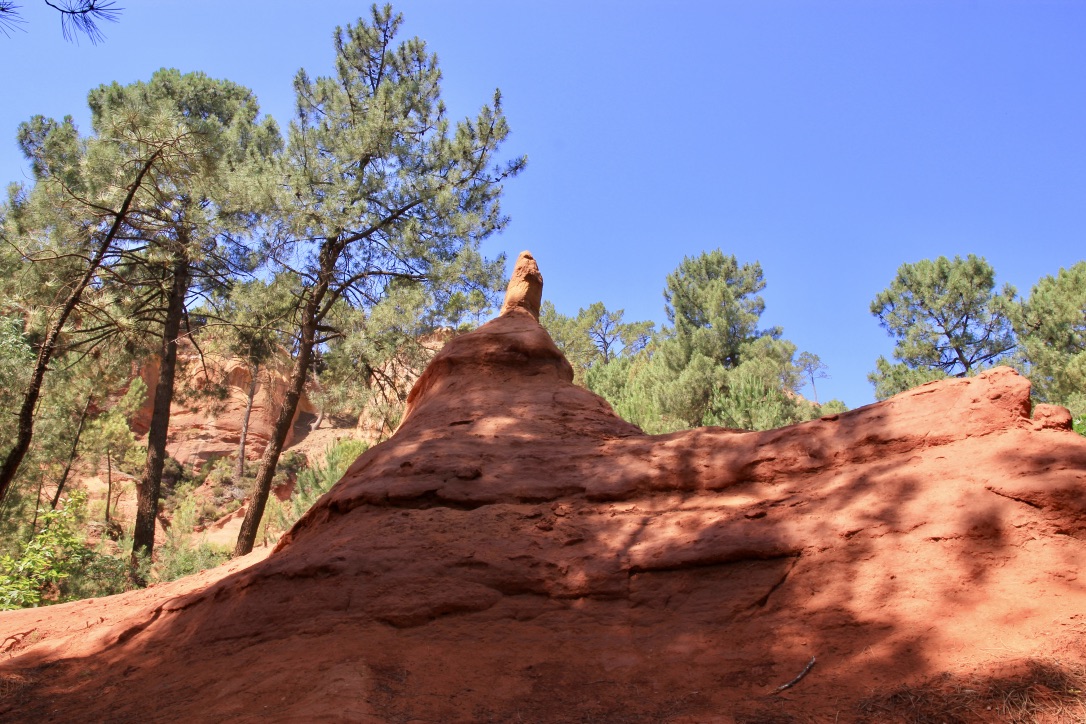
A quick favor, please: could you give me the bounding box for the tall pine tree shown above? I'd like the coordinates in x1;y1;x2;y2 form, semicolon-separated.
84;69;280;567
233;5;524;555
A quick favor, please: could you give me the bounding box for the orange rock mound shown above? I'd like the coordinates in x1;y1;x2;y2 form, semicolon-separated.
2;256;1086;723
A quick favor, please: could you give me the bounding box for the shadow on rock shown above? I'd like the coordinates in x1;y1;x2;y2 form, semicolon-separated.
3;255;1086;723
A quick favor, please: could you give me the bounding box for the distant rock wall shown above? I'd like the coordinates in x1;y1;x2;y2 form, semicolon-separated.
131;346;316;469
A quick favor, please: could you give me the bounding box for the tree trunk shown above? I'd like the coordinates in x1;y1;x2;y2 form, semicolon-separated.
0;151;160;510
233;320;315;556
131;250;190;569
29;472;45;538
104;450;112;523
51;394;94;510
308;359;324;432
234;363;259;484
234;282;326;557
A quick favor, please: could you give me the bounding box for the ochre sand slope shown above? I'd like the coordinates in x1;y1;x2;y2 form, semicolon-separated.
2;259;1085;722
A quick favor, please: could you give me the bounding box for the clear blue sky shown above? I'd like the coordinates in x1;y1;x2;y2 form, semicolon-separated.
3;1;1084;408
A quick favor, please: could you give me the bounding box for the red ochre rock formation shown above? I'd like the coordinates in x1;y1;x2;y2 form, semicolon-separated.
499;249;544;320
3;256;1086;723
130;349;317;469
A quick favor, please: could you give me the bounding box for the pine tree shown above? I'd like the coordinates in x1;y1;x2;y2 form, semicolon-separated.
540;301;654;385
0;0;121;43
652;251;783;428
582;251;836;433
233;6;524;556
796;352;827;405
869;255;1016;399
82;69;280;567
0;88;206;511
1015;261;1086;416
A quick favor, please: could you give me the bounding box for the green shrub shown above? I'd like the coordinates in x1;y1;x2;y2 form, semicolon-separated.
818;399;850;417
706;365;799;431
61;541;135;601
162;481;196;516
265;439;367;542
269;450;308;492
161;456;186;491
0;492;136;608
151;495;230;583
153;541;231;582
203;456;235;488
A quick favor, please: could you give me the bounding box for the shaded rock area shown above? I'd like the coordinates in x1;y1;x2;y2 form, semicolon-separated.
3;256;1086;722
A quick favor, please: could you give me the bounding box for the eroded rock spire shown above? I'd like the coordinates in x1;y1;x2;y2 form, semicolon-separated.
499;250;543;320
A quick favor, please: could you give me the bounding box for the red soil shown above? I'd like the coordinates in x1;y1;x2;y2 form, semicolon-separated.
2;303;1085;722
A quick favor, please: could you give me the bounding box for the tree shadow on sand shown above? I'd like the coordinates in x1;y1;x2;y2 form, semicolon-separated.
2;317;1086;723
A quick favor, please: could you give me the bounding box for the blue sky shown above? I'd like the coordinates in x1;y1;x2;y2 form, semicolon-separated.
2;1;1084;408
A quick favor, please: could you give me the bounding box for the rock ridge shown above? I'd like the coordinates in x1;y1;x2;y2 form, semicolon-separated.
2;252;1085;723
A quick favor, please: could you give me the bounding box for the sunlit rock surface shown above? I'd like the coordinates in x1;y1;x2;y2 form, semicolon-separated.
2;253;1085;723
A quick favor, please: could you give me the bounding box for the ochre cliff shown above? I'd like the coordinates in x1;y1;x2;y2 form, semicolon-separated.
130;349;318;469
2;254;1085;722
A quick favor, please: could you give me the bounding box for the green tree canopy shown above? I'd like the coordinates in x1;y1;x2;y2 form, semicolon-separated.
233;4;525;556
540;301;654;385
648;251;784;428
581;250;841;433
869;254;1016;400
1015;261;1086;417
663;249;780;370
0;67;264;516
82;68;281;565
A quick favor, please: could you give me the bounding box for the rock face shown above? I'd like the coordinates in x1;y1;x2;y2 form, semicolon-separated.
3;257;1086;723
131;349;316;469
498;249;543;319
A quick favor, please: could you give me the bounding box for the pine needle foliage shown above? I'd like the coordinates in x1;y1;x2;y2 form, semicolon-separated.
234;3;524;556
1015;261;1086;418
869;255;1017;399
266;439;368;541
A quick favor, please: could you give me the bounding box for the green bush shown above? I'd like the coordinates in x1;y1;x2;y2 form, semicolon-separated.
203;456;235;488
161;456;186;491
265;439;367;542
61;542;135;601
0;491;133;608
818;399;850;417
706;364;799;431
151;495;231;582
162;481;196;516
153;541;231;582
270;450;308;492
0;497;87;609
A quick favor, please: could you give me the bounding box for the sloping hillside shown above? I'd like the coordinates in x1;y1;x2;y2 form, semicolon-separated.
1;254;1084;723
